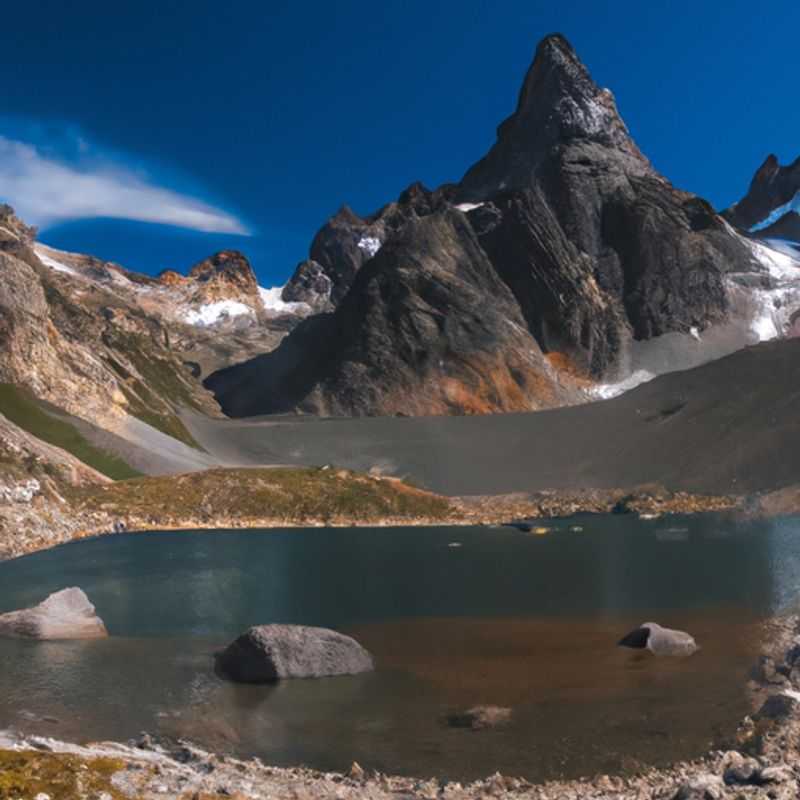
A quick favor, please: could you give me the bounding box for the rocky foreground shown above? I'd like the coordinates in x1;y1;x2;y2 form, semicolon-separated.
2;617;800;800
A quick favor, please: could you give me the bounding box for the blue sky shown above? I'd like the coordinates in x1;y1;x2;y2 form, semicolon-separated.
0;0;797;286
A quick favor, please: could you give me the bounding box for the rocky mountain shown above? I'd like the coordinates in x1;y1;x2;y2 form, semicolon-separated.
281;182;457;309
724;154;800;243
0;204;316;473
207;209;579;417
210;34;794;418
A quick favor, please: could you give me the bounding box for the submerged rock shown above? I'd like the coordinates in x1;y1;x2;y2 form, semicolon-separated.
447;705;512;730
215;624;374;683
0;587;108;640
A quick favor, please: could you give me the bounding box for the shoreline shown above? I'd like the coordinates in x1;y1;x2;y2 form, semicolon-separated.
1;616;799;799
0;480;781;563
8;458;800;563
1;486;743;563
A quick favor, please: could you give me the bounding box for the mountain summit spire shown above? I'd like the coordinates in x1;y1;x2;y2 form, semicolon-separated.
458;33;650;199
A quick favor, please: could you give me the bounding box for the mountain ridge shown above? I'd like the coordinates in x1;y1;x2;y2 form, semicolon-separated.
724;154;800;240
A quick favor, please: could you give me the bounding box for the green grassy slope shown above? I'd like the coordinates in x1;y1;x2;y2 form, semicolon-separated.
0;384;141;480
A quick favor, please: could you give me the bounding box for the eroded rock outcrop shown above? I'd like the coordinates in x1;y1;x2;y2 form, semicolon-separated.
215;624;374;682
0;587;108;640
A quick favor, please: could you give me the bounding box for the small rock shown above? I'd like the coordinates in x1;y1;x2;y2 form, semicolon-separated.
596;774;618;791
724;755;761;785
348;762;365;781
673;773;724;799
756;693;799;721
758;765;795;784
785;638;800;666
446;705;512;730
754;656;788;685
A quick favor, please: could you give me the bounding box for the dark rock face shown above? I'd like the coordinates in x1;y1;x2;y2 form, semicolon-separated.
458;34;651;200
207;210;578;417
307;206;376;304
215;624;374;683
206;33;757;417
471;190;628;376
724;154;800;239
457;35;751;376
758;210;800;242
0;587;108;640
284;183;458;307
281;259;333;311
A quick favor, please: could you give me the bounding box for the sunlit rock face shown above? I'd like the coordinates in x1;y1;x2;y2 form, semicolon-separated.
5;215;314;427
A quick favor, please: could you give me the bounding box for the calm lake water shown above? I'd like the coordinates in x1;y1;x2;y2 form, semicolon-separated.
1;514;799;782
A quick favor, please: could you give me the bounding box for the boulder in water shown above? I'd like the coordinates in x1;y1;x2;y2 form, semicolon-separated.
215;624;374;683
0;587;108;640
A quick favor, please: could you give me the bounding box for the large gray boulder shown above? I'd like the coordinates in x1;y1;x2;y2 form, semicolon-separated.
0;587;108;640
215;624;374;683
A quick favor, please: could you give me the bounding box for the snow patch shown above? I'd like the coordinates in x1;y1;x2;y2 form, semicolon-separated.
455;202;485;212
721;229;800;342
258;286;311;315
589;370;656;400
34;246;78;276
747;238;800;280
183;300;255;326
763;238;800;259
689;326;701;341
750;190;800;233
745;285;800;342
357;235;381;258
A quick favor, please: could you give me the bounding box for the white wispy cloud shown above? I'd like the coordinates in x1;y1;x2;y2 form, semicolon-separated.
0;134;249;235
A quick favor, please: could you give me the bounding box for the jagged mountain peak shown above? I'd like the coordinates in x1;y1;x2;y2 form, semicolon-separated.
754;154;781;182
458;34;650;199
725;153;800;239
514;34;600;124
187;250;257;288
